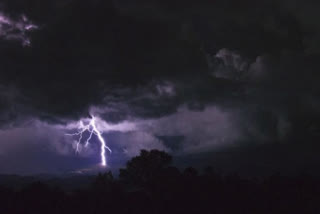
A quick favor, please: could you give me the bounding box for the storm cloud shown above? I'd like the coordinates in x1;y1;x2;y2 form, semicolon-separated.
0;0;320;174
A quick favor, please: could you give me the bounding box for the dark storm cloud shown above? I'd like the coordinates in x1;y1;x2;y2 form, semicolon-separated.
0;0;312;123
1;0;320;174
210;49;320;139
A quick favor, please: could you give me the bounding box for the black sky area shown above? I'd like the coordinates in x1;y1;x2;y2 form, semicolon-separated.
0;0;320;175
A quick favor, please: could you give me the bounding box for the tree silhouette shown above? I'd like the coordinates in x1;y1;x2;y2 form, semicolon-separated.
119;149;172;186
92;171;114;192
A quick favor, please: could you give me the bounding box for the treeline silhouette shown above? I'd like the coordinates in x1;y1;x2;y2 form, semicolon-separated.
1;149;320;214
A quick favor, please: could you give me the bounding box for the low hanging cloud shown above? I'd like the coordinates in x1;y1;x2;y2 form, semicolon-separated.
136;105;291;154
0;120;74;174
110;131;168;157
142;106;243;154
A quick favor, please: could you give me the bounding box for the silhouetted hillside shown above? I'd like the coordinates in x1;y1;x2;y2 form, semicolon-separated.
1;150;320;214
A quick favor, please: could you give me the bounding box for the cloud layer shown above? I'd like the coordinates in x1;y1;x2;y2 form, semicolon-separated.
0;0;320;173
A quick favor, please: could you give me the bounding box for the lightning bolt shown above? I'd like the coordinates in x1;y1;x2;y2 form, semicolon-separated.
66;116;111;166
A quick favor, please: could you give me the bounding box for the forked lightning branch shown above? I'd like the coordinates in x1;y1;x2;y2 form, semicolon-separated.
66;116;112;166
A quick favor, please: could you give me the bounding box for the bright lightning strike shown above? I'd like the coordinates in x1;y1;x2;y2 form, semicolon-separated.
66;116;111;167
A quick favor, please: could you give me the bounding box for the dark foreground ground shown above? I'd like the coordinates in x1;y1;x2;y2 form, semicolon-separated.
1;150;320;214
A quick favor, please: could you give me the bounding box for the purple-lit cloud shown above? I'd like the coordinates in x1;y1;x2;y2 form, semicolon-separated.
0;12;38;46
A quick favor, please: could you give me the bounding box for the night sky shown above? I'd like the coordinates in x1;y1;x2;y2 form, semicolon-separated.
0;0;320;175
